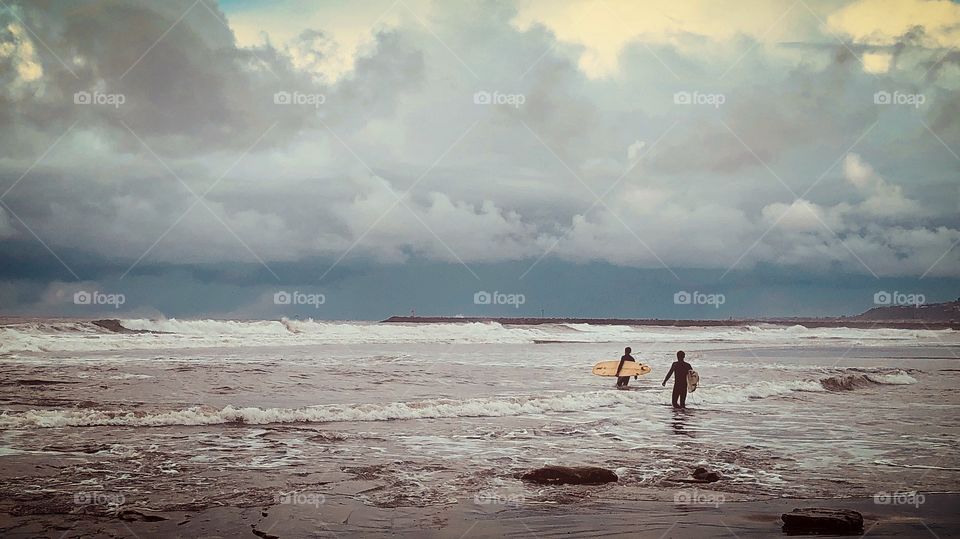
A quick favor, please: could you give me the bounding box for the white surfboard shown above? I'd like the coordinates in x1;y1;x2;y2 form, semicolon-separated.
687;370;700;392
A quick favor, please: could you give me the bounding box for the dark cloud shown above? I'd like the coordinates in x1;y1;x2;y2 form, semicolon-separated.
0;0;958;318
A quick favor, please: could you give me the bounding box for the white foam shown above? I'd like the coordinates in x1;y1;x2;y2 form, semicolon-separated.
107;373;154;380
1;319;955;355
864;371;918;385
694;380;826;403
0;381;830;429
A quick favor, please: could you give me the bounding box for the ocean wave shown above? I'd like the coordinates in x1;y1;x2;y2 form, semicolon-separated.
819;370;917;391
874;460;960;471
0;380;836;429
1;318;955;354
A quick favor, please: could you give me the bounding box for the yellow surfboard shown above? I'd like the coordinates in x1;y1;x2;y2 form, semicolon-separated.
592;361;652;377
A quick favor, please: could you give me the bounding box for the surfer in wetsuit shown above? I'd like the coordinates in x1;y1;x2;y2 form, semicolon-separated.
615;347;636;389
662;350;692;408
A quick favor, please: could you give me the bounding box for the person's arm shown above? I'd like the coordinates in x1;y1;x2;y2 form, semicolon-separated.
615;357;626;376
662;363;675;386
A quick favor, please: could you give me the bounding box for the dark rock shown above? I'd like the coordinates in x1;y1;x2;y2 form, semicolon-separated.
251;525;279;539
520;466;618;485
781;508;863;535
92;319;166;334
118;510;167;522
692;467;721;482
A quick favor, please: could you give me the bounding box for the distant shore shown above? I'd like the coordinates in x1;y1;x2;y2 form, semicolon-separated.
382;316;960;330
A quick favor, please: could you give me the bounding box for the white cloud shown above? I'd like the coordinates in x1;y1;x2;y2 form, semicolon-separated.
0;0;957;280
827;0;960;48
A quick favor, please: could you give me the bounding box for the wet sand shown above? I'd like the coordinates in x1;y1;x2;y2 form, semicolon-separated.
3;493;958;538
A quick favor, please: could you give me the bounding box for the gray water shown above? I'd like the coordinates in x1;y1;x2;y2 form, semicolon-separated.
1;320;958;516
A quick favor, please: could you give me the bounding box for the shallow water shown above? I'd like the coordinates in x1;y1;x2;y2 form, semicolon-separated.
1;320;958;516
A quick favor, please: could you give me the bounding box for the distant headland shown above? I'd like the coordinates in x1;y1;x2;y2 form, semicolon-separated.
382;300;960;330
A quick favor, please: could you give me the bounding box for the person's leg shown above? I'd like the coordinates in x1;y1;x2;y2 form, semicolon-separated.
679;386;687;408
671;384;680;407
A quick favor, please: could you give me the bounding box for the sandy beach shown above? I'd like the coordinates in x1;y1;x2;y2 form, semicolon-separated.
4;493;959;538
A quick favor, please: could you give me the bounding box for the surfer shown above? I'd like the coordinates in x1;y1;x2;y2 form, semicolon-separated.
662;350;692;408
615;347;636;389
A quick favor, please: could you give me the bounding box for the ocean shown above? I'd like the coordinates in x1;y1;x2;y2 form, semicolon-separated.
1;319;958;535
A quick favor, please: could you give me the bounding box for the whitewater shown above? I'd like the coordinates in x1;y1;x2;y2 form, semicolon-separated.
1;318;955;355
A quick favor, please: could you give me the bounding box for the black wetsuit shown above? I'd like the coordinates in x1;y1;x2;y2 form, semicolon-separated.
616;354;636;387
663;360;693;407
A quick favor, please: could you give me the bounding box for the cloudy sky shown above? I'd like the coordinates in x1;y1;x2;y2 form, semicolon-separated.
0;0;958;319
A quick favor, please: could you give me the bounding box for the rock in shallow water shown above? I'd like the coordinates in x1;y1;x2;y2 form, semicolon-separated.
692;467;721;482
520;466;618;485
781;508;863;535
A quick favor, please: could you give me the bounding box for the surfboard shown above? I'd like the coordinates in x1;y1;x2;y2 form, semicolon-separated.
592;361;652;377
687;370;700;392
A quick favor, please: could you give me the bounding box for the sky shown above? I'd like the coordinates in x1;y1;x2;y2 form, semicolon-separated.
0;0;958;320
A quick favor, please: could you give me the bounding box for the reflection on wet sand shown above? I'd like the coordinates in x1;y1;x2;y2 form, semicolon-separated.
670;407;696;438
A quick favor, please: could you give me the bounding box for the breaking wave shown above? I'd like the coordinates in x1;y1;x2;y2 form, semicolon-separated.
2;318;955;355
819;370;917;391
0;379;837;429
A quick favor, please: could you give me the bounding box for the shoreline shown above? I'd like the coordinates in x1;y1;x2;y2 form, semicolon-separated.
382;316;960;330
3;493;956;538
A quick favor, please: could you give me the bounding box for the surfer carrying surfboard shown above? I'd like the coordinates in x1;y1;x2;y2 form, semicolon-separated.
615;347;637;389
662;350;693;408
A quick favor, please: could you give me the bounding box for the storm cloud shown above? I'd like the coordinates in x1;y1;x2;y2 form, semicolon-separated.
0;0;957;317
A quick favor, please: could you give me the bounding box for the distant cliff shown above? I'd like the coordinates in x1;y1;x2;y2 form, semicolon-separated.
381;300;960;329
853;299;960;322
